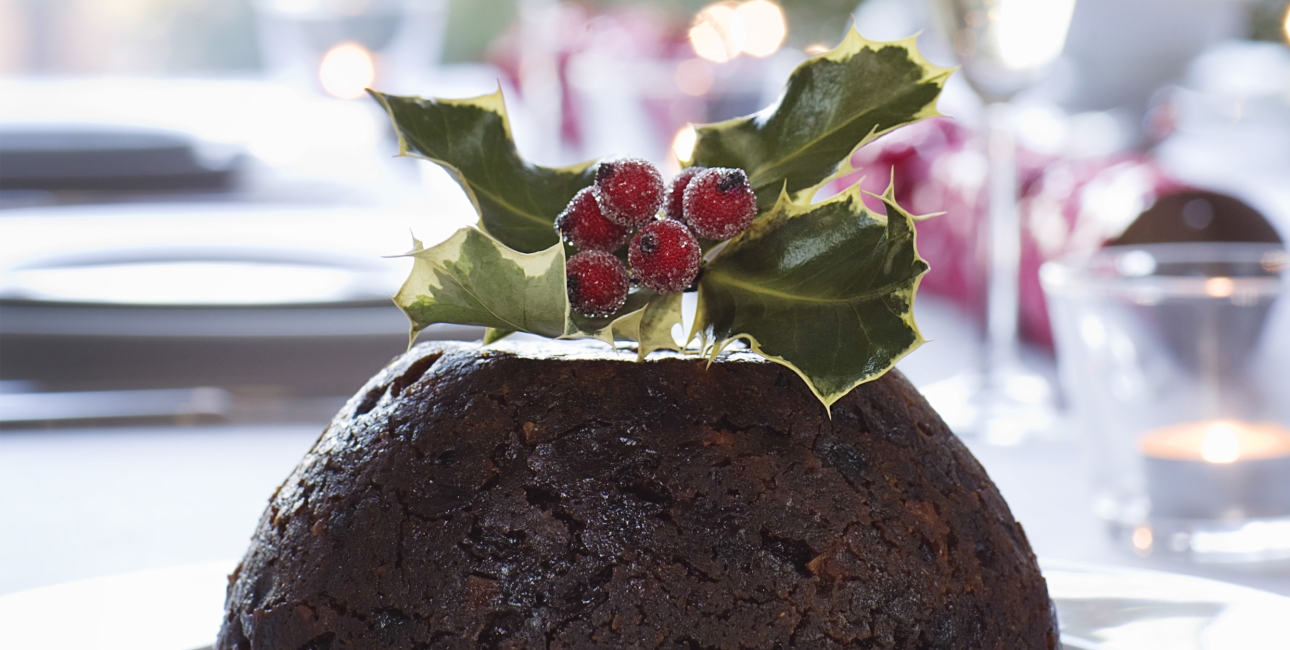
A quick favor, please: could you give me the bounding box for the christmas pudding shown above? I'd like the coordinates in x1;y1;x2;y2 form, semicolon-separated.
217;341;1056;649
218;29;1057;649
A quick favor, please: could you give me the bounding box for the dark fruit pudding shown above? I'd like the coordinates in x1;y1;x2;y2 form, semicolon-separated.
217;341;1058;649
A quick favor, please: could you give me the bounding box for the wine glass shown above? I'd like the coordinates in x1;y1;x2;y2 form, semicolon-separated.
930;0;1078;444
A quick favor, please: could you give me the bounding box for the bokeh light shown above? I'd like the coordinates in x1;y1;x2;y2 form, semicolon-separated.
672;125;697;163
1283;2;1290;44
319;42;376;100
689;3;744;63
1204;277;1235;298
996;0;1077;71
689;1;786;63
735;0;786;58
675;59;715;96
1131;525;1153;554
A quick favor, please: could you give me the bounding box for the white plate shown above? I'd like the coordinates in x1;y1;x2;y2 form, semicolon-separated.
2;559;1287;650
1041;559;1290;649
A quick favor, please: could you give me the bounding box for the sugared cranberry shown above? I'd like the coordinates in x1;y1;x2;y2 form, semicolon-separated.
628;219;701;294
566;251;629;317
593;158;665;227
665;166;705;221
682;167;756;241
555;187;631;252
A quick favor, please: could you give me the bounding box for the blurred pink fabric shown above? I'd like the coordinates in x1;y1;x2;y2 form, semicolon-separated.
835;118;1183;348
487;5;695;153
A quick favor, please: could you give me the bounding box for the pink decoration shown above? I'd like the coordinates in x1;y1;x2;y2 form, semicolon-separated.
832;118;1183;348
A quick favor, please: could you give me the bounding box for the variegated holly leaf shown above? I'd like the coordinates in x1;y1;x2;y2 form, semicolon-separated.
396;228;683;354
606;292;684;360
371;89;595;253
694;182;929;408
567;290;682;355
567;290;653;341
483;328;514;345
394;228;569;341
688;30;952;211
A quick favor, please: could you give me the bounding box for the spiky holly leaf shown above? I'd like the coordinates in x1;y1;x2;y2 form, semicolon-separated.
396;228;682;353
395;228;569;341
688;30;952;211
371;89;594;253
605;292;684;360
567;290;682;355
693;182;929;408
483;328;514;345
622;292;685;360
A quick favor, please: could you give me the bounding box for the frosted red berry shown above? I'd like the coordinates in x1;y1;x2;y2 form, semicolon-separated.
628;219;701;294
555;187;631;252
682;167;756;240
566;251;629;318
593;158;665;227
665;166;705;221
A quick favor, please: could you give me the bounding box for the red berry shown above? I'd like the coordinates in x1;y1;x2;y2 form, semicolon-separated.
628;219;701;294
566;251;629;317
593;158;665;227
682;167;756;240
555;187;631;252
665;166;705;221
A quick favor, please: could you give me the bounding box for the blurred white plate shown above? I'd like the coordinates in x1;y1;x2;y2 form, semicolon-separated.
1042;559;1290;649
0;245;402;307
0;202;470;338
1;559;1286;650
0;202;446;308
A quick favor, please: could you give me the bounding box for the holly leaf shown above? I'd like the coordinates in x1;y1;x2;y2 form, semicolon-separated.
370;89;595;253
566;290;682;356
606;292;685;360
395;228;682;354
567;290;653;342
483;328;514;345
395;228;569;341
693;181;929;409
688;30;952;211
625;292;685;360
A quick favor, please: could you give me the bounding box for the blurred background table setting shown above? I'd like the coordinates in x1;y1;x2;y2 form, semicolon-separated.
2;0;1290;647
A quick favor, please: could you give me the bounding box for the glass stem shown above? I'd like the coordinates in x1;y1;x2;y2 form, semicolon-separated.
519;0;563;162
985;101;1020;383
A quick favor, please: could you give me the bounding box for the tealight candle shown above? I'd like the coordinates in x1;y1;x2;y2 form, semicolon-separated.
1140;420;1290;519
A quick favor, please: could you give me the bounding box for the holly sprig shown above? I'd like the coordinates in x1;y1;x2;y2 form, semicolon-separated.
371;29;952;409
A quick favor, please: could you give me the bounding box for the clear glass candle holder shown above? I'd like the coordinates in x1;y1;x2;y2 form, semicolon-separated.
1041;243;1290;563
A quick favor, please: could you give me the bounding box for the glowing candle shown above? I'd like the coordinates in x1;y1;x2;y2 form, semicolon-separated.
1139;421;1290;519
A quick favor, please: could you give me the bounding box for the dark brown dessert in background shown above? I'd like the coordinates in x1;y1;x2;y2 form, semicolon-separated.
1112;189;1282;247
218;340;1058;649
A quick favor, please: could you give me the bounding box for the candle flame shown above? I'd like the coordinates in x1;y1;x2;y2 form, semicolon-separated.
1139;420;1290;462
1200;422;1241;464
